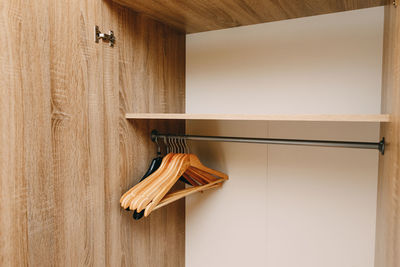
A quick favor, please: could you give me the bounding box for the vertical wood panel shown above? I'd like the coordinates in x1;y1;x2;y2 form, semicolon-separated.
101;1;122;266
375;3;400;267
22;1;56;265
0;0;185;266
49;0;106;265
117;3;185;266
0;1;29;265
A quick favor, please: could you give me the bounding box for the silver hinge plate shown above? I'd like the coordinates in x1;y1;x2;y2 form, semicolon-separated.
95;25;115;47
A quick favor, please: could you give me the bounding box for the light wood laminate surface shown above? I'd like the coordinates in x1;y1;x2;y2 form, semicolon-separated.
375;2;400;267
113;0;386;33
0;0;185;266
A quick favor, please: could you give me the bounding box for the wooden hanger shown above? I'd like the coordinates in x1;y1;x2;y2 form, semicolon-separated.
121;154;202;210
136;163;216;212
120;153;175;208
133;154;188;212
182;172;199;186
125;153;183;210
152;182;223;211
143;154;228;216
120;152;228;217
134;153;189;212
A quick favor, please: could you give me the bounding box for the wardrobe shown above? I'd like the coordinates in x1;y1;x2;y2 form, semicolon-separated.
0;0;399;267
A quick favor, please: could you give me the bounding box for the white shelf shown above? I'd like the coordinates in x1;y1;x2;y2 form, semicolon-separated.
125;113;390;122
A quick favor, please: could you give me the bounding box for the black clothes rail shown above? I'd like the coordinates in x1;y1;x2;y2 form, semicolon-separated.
151;130;385;155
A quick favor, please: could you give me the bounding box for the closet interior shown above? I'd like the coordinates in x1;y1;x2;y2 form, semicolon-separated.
1;0;399;266
120;1;399;266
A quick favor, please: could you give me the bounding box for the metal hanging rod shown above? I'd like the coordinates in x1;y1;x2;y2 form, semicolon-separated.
151;130;385;155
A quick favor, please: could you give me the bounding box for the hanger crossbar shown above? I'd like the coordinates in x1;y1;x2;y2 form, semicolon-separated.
151;130;385;155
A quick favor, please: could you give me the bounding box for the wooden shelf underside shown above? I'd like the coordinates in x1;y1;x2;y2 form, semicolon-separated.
114;0;385;33
126;113;390;122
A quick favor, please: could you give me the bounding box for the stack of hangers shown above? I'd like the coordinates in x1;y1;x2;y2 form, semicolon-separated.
120;136;228;219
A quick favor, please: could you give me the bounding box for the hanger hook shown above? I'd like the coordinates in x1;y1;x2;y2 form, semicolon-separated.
184;137;189;154
177;137;182;153
171;136;174;153
154;135;161;156
164;136;169;154
175;137;180;153
180;137;186;154
169;136;174;153
178;137;183;154
172;137;179;153
176;137;181;153
171;136;175;153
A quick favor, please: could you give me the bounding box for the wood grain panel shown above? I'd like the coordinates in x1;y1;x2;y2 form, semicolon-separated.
0;0;185;266
113;0;386;33
0;1;30;265
101;2;122;266
117;5;185;266
50;0;106;265
375;3;400;267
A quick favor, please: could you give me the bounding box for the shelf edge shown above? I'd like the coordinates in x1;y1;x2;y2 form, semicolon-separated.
125;113;391;122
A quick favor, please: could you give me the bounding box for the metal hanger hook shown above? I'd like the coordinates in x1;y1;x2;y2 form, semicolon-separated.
180;137;186;154
154;136;161;156
169;136;174;153
174;137;178;153
170;137;175;153
184;137;189;154
178;137;183;153
169;136;175;153
163;136;169;154
175;137;180;153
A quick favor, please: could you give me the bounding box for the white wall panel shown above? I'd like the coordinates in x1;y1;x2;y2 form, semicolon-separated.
186;7;383;267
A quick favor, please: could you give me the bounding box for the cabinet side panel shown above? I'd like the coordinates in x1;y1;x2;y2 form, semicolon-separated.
0;1;34;265
376;4;400;267
116;3;186;267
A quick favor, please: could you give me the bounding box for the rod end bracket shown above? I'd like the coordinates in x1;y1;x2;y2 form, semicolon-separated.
379;137;385;155
151;130;158;142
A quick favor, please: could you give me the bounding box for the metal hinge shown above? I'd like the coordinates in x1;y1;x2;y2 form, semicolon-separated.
94;25;115;47
394;0;398;7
